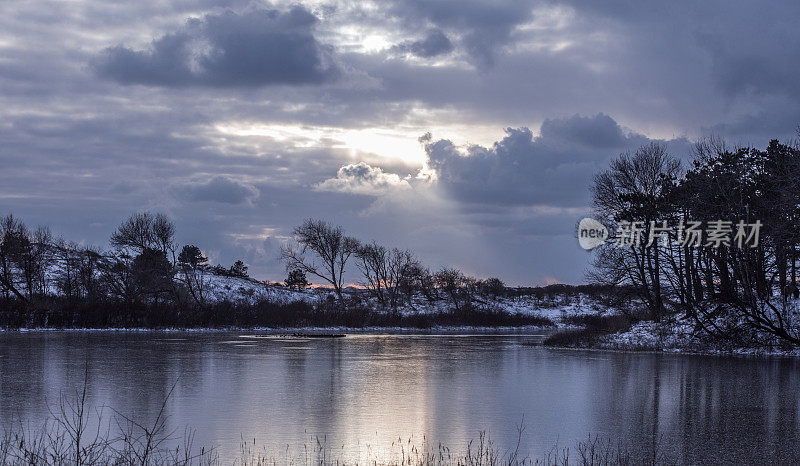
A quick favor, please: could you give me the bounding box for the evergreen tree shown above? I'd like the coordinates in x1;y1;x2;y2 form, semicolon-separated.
285;268;309;290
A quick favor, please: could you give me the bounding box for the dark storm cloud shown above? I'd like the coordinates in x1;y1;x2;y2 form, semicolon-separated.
94;7;338;87
178;176;259;204
388;0;532;66
558;0;800;127
538;114;626;149
423;114;692;208
563;0;800;100
701;29;800;99
394;29;454;58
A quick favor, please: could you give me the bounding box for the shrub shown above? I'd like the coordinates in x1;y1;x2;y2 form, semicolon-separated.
543;314;635;348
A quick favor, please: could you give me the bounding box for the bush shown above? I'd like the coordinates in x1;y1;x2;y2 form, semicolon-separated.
543;314;634;348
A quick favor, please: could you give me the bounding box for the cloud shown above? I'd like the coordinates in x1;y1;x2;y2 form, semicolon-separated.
701;31;800;99
6;0;800;285
388;0;533;66
423;114;692;208
94;7;338;87
557;0;800;100
395;29;454;58
178;176;259;204
315;162;411;195
538;113;626;149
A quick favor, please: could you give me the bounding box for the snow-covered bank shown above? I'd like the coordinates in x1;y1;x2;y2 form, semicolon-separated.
26;270;799;355
192;274;608;324
598;321;800;357
203;274;318;304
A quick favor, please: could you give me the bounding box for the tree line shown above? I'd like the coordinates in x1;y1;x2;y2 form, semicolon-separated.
0;212;251;322
280;218;507;310
591;137;800;346
0;212;523;327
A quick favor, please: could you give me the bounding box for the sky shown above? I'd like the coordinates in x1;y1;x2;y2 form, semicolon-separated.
2;0;800;285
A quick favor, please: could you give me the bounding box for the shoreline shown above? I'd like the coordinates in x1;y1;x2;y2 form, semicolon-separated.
0;325;555;335
4;325;799;358
542;341;800;359
542;319;800;359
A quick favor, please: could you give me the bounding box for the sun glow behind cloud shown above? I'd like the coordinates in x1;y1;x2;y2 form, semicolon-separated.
213;122;508;166
215;123;426;164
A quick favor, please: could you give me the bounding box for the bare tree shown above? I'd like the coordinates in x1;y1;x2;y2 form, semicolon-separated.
111;212;175;258
29;226;54;297
76;247;102;300
0;218;53;300
355;241;389;305
405;263;437;303
98;254;136;305
478;277;506;298
106;213;179;305
54;238;81;300
591;142;681;321
385;248;419;309
281;219;359;302
355;243;420;310
110;212;155;253
434;267;471;312
152;213;176;256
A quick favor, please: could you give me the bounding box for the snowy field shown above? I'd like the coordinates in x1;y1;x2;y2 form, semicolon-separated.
201;273;607;327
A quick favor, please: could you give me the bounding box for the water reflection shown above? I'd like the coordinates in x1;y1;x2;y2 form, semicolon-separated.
0;332;798;463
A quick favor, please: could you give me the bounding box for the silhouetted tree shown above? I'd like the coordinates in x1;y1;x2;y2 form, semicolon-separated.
479;277;505;298
209;264;227;276
385;248;420;309
434;267;471;312
0;218;53;300
589;136;800;346
229;260;249;278
177;245;209;305
131;248;174;303
592;142;680;321
99;252;135;304
107;213;178;305
0;214;27;303
281;219;359;302
178;245;207;269
76;247;102;300
405;263;436;303
54;239;81;300
111;212;175;258
356;241;388;305
285;269;309;290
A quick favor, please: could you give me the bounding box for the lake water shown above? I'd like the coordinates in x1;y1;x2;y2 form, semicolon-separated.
1;331;799;464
